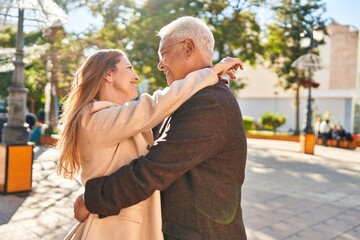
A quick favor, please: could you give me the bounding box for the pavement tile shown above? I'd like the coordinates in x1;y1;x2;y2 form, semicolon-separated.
333;224;360;240
254;220;300;239
0;194;27;219
243;139;360;240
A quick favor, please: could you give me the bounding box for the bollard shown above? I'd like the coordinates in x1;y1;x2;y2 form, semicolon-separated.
299;133;315;155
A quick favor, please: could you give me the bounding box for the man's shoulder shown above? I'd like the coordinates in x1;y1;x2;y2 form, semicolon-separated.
194;82;237;105
175;82;237;114
192;82;232;100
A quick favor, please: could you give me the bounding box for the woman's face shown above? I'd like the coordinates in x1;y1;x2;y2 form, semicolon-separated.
110;57;140;102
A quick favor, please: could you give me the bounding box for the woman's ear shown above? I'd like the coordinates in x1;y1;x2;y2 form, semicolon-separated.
104;69;113;83
183;39;195;58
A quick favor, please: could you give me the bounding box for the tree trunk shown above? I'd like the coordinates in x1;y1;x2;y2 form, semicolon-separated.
29;97;35;114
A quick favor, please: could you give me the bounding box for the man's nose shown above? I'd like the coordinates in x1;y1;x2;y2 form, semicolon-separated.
157;60;164;71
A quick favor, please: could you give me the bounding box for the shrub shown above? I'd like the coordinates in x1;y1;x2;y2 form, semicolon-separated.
258;112;287;132
243;116;256;131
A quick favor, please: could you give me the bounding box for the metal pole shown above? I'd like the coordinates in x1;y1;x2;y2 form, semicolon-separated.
295;80;300;135
304;66;313;134
303;32;317;134
1;8;30;144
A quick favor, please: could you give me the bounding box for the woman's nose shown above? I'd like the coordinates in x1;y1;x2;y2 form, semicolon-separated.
134;74;140;82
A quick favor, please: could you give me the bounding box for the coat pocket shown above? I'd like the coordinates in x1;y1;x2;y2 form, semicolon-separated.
163;221;207;240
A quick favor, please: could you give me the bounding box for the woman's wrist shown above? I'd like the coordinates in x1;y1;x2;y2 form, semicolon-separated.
211;64;222;75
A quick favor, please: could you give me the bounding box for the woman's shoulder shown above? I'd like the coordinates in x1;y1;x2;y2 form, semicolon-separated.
80;100;119;127
89;100;119;113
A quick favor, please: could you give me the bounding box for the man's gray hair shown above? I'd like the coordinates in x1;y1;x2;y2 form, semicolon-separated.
157;16;215;58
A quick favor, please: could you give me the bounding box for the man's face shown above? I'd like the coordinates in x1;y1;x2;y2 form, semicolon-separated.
157;36;189;85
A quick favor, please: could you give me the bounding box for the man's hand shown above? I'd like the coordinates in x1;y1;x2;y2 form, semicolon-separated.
73;194;90;222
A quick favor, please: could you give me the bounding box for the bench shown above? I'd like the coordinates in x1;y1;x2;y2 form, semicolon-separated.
316;138;357;149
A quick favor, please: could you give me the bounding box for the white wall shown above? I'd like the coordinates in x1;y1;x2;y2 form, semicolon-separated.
238;98;297;132
238;96;351;133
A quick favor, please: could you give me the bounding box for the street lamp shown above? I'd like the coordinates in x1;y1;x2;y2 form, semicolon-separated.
0;0;67;194
0;0;67;144
293;26;324;134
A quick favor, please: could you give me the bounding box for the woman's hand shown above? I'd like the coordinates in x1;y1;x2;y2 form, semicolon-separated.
73;194;90;222
211;57;243;83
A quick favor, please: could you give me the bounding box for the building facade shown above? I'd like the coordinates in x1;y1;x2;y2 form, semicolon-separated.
236;20;360;134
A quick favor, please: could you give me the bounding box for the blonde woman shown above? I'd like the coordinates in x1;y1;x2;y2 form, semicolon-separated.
57;49;241;240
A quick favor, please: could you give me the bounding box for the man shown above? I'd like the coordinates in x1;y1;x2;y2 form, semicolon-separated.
319;119;330;146
74;16;247;239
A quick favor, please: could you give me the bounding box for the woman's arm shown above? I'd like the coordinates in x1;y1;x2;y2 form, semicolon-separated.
84;68;217;146
83;58;242;146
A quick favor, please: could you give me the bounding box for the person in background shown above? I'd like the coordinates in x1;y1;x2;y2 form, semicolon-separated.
25;112;37;130
319;119;331;146
313;116;322;143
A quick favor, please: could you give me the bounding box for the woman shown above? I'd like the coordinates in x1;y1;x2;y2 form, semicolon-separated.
57;49;241;240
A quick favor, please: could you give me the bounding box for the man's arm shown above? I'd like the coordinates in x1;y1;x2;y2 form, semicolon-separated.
84;88;227;216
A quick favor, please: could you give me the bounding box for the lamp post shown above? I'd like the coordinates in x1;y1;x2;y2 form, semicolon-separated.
0;0;67;144
303;56;314;134
2;8;28;144
0;0;67;193
294;26;324;134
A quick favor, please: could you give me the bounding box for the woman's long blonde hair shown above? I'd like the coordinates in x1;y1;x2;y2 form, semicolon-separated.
57;49;125;179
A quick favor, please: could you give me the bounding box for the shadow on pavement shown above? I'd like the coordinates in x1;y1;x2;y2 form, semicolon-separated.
0;192;30;225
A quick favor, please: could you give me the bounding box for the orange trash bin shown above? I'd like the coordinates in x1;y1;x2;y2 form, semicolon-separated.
0;143;34;193
299;133;315;155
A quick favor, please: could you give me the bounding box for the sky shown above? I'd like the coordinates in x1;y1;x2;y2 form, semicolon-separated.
64;1;360;33
322;0;360;29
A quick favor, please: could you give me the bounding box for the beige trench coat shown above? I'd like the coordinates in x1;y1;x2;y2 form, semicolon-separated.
64;68;217;240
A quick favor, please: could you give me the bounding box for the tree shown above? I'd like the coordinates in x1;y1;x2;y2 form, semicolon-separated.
0;26;47;112
126;0;266;92
1;0;268;121
40;0;89;126
264;0;327;133
83;0;266;92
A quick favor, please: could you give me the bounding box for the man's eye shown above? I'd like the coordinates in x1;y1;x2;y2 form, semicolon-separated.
160;53;167;61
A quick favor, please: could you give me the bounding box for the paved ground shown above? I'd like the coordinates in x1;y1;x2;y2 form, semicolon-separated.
0;139;359;240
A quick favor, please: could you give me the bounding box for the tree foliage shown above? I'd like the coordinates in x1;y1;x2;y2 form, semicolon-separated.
0;27;46;101
0;1;86;122
1;0;331;125
264;0;327;90
83;0;265;92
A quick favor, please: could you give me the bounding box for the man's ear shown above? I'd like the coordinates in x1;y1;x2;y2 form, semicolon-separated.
183;39;195;58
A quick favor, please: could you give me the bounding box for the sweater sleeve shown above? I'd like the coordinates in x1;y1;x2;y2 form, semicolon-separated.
83;68;218;146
